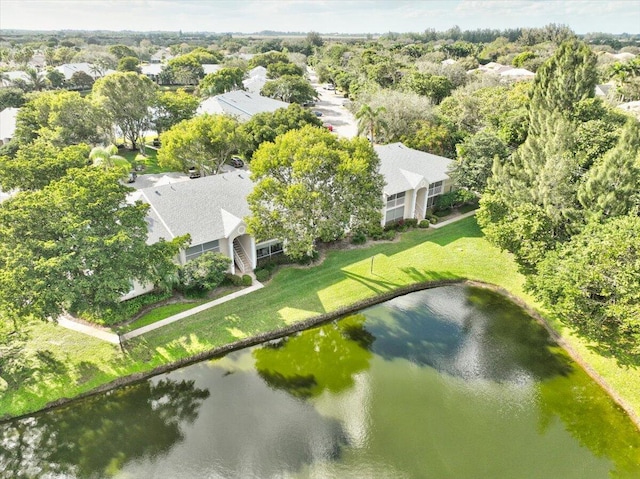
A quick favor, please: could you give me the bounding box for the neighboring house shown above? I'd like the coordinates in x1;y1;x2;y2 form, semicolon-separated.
0;70;30;87
197;90;289;121
141;63;164;82
55;62;115;81
499;67;535;81
0;107;19;145
150;48;174;63
124;141;454;299
202;64;222;75
375;143;455;225
617;100;640;119
242;66;268;93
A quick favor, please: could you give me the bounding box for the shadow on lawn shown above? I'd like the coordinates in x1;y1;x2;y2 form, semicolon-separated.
400;267;460;284
341;270;401;294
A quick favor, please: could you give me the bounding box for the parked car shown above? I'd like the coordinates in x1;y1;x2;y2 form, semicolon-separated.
303;101;316;107
312;110;323;117
127;171;137;183
323;122;333;131
230;156;244;168
188;167;201;179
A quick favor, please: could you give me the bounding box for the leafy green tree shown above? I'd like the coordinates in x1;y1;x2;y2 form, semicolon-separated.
178;252;231;293
577;119;640;221
45;69;66;89
158;114;246;175
450;130;509;192
0;167;184;323
531;215;640;361
92;72;158;150
266;62;304;79
25;68;47;92
401;118;459;158
108;44;138;60
260;75;316;104
70;71;95;90
240;103;322;158
247;126;384;259
154;89;199;134
248;51;290;69
355;104;387;144
0;139;90;191
117;56;141;73
13;90;103;147
0;87;25;110
198;67;245;96
164;55;204;85
403;71;453;104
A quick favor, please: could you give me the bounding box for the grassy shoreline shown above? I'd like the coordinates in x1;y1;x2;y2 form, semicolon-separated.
1;217;638;428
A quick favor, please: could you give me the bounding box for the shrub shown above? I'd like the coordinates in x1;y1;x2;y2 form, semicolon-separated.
404;218;418;228
81;290;173;325
351;230;367;245
419;219;431;228
382;229;397;241
179;252;231;293
368;225;384;240
242;274;253;286
224;273;243;286
255;268;271;282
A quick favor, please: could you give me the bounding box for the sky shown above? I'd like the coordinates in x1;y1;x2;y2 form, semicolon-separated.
1;0;639;35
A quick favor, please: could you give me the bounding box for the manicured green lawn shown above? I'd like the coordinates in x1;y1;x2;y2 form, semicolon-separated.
1;217;638;426
115;300;207;334
119;147;172;174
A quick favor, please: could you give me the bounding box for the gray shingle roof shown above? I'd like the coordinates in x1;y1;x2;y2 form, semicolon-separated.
137;172;254;245
197;90;289;122
374;143;453;196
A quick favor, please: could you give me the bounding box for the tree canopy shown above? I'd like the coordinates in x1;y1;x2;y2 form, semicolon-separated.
247;126;384;259
260;75;316;104
158;114;246;175
154;89;199;134
0;167;185;324
92;72;158;150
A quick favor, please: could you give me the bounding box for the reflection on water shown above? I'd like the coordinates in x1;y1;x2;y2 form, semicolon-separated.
0;285;638;478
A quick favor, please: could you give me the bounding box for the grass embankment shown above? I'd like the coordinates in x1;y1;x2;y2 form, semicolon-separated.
1;217;638;424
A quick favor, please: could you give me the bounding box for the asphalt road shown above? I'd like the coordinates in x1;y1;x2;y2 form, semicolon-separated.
308;69;358;139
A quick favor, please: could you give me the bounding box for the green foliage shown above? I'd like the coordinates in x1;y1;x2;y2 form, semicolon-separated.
158;114;246;175
86;290;173;326
224;273;243;287
198;67;245;96
13;90;103;147
247;126;384;260
254;268;271;282
266;61;304;79
179;252;231;293
92;72;158;150
531;215;640;362
402;71;453;104
240;103;322;158
154;89;199;134
401;118;459;158
355;104;387;144
451;130;509;192
108;44;138;60
351;230;367;245
241;275;253;286
248;51;290;69
577;119;640;221
117;56;141;73
418;219;431;228
260;74;316;104
0;168;174;324
0;87;25;110
0;140;90;191
512;51;536;67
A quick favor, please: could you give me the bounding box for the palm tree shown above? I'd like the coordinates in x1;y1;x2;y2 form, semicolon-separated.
89;145;131;176
25;68;47;92
355;104;387;144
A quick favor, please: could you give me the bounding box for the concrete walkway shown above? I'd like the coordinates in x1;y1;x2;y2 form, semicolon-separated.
57;281;264;344
430;210;477;229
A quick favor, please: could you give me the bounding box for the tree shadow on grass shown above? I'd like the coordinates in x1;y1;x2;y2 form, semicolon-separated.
400;267;460;284
341;270;402;294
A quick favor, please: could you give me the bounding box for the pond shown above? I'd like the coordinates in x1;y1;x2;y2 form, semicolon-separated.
1;285;639;478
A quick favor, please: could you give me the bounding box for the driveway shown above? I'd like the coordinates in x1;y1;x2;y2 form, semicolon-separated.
308;69;358;139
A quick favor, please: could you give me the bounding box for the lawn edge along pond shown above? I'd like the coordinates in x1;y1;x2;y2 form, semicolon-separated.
1;217;639;431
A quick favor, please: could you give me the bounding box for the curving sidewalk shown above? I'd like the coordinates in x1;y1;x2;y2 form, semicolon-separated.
56;281;264;344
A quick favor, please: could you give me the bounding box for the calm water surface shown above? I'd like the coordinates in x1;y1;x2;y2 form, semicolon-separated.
1;285;639;478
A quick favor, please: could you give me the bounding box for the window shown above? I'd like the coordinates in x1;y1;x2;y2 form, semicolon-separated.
185;240;220;261
386;191;405;208
385;206;405;224
256;241;284;259
428;181;443;197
